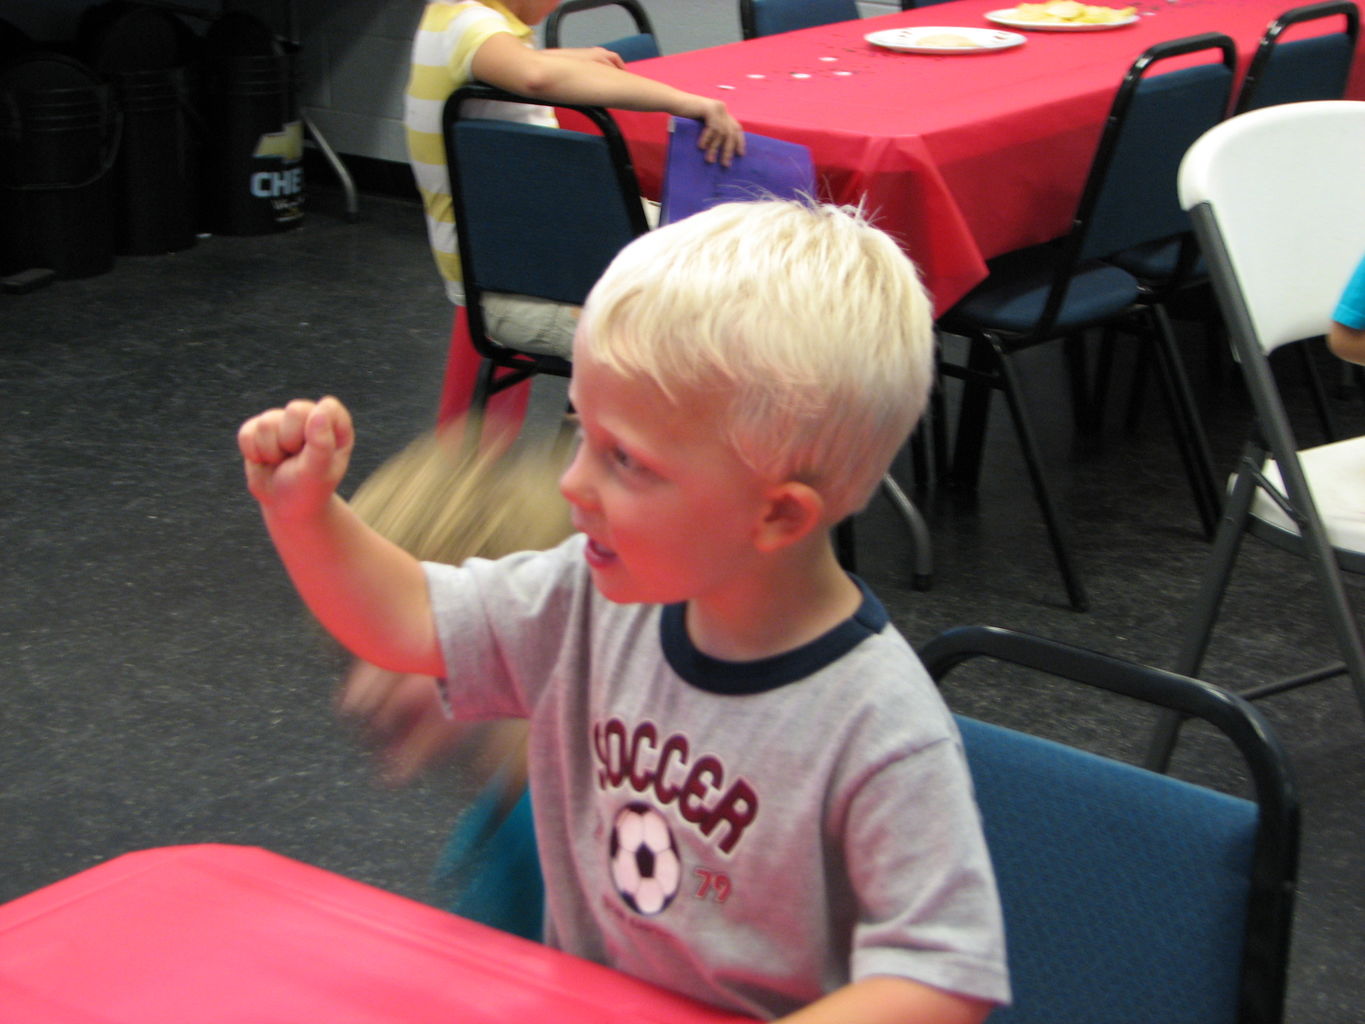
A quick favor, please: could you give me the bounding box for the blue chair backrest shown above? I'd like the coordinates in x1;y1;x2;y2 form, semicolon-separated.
745;0;860;38
604;31;661;62
1241;32;1356;109
956;715;1258;1024
447;116;641;304
1236;1;1360;112
545;0;661;61
1080;44;1234;260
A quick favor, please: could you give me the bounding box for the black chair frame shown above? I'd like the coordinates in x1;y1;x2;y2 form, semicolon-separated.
920;624;1300;1024
1235;0;1361;114
442;83;650;410
544;0;660;60
938;34;1235;610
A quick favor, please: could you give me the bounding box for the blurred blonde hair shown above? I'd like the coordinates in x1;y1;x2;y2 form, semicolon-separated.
576;199;935;521
345;416;573;788
350;418;572;563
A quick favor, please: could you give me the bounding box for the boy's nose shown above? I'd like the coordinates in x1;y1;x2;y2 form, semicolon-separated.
559;446;594;509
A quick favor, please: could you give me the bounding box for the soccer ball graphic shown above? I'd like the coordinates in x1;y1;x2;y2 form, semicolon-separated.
609;803;682;916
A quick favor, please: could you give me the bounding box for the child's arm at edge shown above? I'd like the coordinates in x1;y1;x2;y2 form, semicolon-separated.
775;976;994;1024
238;397;444;678
542;45;628;70
470;32;744;166
1328;319;1365;365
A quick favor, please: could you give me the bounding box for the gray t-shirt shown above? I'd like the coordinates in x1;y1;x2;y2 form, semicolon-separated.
425;535;1009;1019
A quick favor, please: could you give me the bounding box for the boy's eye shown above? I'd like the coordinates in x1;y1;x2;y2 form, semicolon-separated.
611;447;642;472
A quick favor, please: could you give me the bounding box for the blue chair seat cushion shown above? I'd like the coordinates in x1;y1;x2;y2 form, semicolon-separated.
947;244;1141;336
432;780;544;941
1108;236;1207;283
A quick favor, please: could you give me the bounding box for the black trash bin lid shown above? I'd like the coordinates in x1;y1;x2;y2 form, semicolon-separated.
0;18;31;69
84;4;192;73
202;12;282;58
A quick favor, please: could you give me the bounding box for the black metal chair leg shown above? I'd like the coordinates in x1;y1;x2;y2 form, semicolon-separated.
1063;333;1097;437
930;366;950;485
1145;453;1259;771
1148;304;1221;538
1296;341;1341;443
1124;340;1154;432
469;357;497;416
880;473;933;590
991;340;1090;612
947;337;996;491
1092;325;1120;433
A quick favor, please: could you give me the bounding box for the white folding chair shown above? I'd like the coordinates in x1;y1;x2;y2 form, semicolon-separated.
1147;100;1365;768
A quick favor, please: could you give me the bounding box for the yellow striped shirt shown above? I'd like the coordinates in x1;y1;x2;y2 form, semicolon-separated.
404;1;557;303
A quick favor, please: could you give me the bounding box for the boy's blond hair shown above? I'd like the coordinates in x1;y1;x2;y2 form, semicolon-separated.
576;200;935;521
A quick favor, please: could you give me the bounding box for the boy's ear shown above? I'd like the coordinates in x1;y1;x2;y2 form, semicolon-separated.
754;481;826;552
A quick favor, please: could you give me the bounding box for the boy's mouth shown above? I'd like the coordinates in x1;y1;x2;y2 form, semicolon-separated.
584;537;617;568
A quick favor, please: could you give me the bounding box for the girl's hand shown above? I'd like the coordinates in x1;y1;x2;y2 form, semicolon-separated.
694;99;745;167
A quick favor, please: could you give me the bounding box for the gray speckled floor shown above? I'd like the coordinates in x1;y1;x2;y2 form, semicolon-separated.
2;187;1360;1023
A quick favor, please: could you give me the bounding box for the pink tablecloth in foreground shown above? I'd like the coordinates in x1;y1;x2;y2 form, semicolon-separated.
0;844;758;1024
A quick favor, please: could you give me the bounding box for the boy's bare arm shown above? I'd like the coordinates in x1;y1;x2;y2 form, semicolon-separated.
469;32;745;166
238;397;444;677
1328;320;1365;366
775;977;993;1024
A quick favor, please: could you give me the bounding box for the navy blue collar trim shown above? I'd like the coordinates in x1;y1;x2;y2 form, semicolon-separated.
660;576;888;695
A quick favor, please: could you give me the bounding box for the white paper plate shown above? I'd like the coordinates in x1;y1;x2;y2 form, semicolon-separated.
865;26;1027;54
984;7;1139;30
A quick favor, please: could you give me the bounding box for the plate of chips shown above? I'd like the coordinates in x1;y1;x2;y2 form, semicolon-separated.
986;2;1138;30
866;26;1027;53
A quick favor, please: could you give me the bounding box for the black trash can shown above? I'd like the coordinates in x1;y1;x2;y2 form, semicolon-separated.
85;3;200;255
201;12;303;235
0;17;29;66
0;52;117;279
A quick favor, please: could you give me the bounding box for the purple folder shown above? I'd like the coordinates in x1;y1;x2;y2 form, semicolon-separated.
660;117;816;225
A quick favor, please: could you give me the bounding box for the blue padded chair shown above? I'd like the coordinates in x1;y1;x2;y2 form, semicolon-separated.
1235;0;1360;113
544;0;661;62
739;0;860;39
937;35;1235;611
433;780;544;941
919;625;1299;1024
442;83;651;412
1145;101;1365;770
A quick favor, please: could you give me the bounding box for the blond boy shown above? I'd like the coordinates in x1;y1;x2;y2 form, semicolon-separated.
239;200;1009;1023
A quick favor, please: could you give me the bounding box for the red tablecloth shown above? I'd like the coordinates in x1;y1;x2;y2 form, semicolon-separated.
613;0;1365;312
0;845;757;1024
